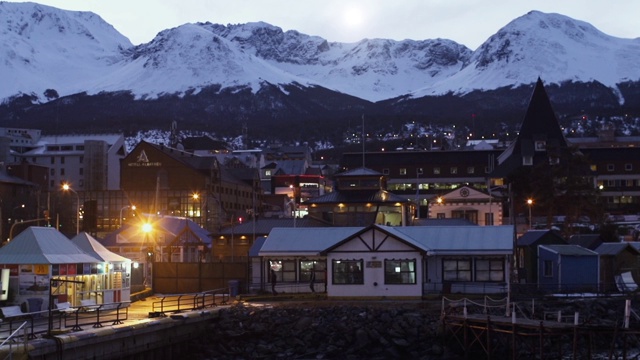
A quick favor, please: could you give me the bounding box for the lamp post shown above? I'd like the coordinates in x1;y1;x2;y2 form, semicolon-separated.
142;222;153;289
62;183;79;234
289;184;297;228
119;205;136;227
527;198;533;229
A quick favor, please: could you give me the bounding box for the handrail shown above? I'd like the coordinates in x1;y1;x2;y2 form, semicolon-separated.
151;287;230;315
1;320;29;360
0;321;28;347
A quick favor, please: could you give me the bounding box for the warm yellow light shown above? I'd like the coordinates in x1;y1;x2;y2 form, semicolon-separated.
437;197;443;204
62;183;71;191
527;199;533;205
131;205;136;210
142;223;152;233
192;193;199;200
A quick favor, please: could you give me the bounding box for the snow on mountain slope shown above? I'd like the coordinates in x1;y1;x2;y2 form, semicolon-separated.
1;3;639;104
413;11;640;100
206;22;472;101
90;23;313;99
0;2;132;100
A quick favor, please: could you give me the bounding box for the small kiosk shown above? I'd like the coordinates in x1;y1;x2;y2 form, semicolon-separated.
0;227;131;311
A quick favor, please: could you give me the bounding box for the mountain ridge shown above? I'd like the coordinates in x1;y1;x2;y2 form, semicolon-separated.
0;3;639;142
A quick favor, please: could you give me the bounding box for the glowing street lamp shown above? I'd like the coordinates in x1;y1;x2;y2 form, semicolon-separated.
119;205;136;226
141;221;153;289
62;183;79;234
526;199;533;229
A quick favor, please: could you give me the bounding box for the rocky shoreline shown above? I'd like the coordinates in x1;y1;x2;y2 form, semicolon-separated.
181;297;640;359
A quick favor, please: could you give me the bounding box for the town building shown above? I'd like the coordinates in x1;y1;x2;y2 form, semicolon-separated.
0;227;131;310
251;224;514;298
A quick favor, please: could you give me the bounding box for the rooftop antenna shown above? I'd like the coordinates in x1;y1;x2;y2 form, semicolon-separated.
362;114;365;168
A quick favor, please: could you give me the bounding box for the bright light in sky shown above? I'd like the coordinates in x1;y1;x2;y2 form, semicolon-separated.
342;5;365;29
5;0;639;49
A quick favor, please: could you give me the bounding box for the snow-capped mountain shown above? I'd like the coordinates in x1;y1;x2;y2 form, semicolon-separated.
1;2;639;141
0;2;132;100
1;3;638;103
413;11;640;103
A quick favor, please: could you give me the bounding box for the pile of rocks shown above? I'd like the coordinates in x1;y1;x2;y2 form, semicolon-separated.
186;301;453;359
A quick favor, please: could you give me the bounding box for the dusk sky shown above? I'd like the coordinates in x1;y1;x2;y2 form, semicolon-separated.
6;0;640;48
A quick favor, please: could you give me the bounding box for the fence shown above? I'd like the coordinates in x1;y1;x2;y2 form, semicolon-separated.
150;288;230;316
0;301;131;340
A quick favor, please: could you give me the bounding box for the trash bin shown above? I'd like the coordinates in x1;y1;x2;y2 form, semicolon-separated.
228;280;240;297
26;297;43;312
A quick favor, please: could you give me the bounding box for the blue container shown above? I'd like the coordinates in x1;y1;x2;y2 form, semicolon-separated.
228;280;240;297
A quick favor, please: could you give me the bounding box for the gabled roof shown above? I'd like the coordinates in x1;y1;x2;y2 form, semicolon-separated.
383;225;514;255
567;234;603;250
102;215;211;247
492;78;569;178
594;242;640;256
257;224;514;257
540;244;598;256
517;230;566;246
70;233;131;262
259;227;363;256
0;227;101;264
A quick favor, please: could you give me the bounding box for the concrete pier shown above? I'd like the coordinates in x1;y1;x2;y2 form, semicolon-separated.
0;295;227;359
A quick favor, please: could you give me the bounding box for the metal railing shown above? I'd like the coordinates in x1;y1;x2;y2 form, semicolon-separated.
151;287;230;316
0;321;29;360
61;302;131;331
0;302;131;339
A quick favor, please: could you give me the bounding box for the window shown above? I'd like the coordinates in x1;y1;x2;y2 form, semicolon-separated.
51;157;55;164
270;260;297;282
543;260;553;277
590;164;597;171
450;167;458;174
60;168;65;176
384;259;416;284
399;168;406;175
607;164;614;172
79;168;83;175
523;156;533;165
382;168;390;175
475;259;504;282
433;167;440;175
416;168;423;175
79;156;84;164
332;259;363;284
443;259;471;282
485;213;494;226
60;156;65;164
300;260;326;283
265;170;271;176
50;168;55;176
467;167;475;174
437;213;446;219
625;163;633;171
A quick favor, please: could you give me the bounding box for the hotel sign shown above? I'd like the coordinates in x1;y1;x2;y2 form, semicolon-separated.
128;150;162;167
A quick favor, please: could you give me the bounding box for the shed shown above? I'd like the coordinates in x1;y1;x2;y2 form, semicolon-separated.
538;244;599;293
516;230;566;284
0;227;116;310
593;242;640;293
70;233;133;303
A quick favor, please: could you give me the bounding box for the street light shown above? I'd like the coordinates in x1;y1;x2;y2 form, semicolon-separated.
527;198;533;229
119;205;136;226
142;221;153;289
62;183;79;234
289;185;297;228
